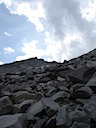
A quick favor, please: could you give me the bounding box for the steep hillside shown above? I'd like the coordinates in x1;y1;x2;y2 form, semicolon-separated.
0;49;96;128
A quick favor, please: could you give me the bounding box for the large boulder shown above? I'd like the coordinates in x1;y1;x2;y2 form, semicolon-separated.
0;96;13;115
86;72;96;93
0;113;27;128
12;91;35;104
70;87;93;99
56;105;67;127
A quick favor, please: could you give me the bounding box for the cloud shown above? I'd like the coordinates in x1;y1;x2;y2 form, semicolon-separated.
42;0;96;59
0;0;45;31
4;47;14;54
4;32;11;37
16;40;46;61
16;33;62;62
1;0;96;62
0;61;4;65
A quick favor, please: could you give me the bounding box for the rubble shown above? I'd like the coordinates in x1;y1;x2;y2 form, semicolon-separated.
0;49;96;127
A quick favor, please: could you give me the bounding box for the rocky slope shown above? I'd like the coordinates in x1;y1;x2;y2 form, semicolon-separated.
0;49;96;128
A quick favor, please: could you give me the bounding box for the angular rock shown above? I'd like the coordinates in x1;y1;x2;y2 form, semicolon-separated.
44;115;56;128
70;86;93;99
71;122;90;128
18;99;35;113
57;76;65;81
68;66;94;83
52;91;69;102
27;100;44;120
56;105;67;127
0;113;27;128
41;97;60;112
12;91;35;103
0;96;13;115
70;83;84;93
45;87;57;97
33;118;46;128
83;95;96;120
69;109;91;124
86;72;96;93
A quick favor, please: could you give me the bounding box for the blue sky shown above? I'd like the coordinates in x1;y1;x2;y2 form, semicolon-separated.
0;0;96;65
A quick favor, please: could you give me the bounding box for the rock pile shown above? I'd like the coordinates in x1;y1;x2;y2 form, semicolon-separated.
0;49;96;127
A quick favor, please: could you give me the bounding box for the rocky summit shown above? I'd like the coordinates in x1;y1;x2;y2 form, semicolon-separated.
1;49;96;128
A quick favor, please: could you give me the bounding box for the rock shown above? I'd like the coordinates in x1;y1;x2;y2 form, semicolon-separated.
56;105;67;127
83;95;96;120
57;76;65;81
0;113;27;128
0;96;13;115
44;115;56;128
70;83;84;93
35;92;43;101
52;91;69;102
45;87;57;97
41;97;60;112
86;60;96;68
18;99;35;113
70;86;93;99
27;100;44;119
4;84;21;92
86;72;96;93
69;109;91;124
12;91;35;104
33;118;47;128
71;122;90;128
68;66;93;83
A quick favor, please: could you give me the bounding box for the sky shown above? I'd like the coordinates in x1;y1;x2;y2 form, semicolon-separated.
0;0;96;65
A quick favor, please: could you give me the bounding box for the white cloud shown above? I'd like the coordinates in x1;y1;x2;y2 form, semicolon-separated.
16;40;46;61
4;32;11;37
0;61;4;65
1;0;96;62
4;47;14;54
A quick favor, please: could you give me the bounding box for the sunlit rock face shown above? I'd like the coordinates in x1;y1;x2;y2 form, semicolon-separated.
0;49;96;128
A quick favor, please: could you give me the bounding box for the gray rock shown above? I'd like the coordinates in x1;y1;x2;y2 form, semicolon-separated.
52;91;69;102
56;105;67;126
12;91;35;103
69;109;91;124
44;115;56;128
41;97;60;111
27;100;44;119
33;118;46;128
18;99;35;113
70;83;84;93
57;76;65;81
70;86;93;99
0;96;13;115
86;60;96;67
86;72;96;93
0;113;27;128
83;95;96;120
71;122;90;128
45;87;57;97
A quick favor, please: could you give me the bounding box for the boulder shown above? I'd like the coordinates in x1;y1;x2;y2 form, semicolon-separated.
12;91;35;104
86;72;96;93
56;105;67;127
70;87;93;99
52;91;69;102
27;100;44;119
83;95;96;120
71;122;90;128
0;96;13;115
0;113;27;128
69;109;91;124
